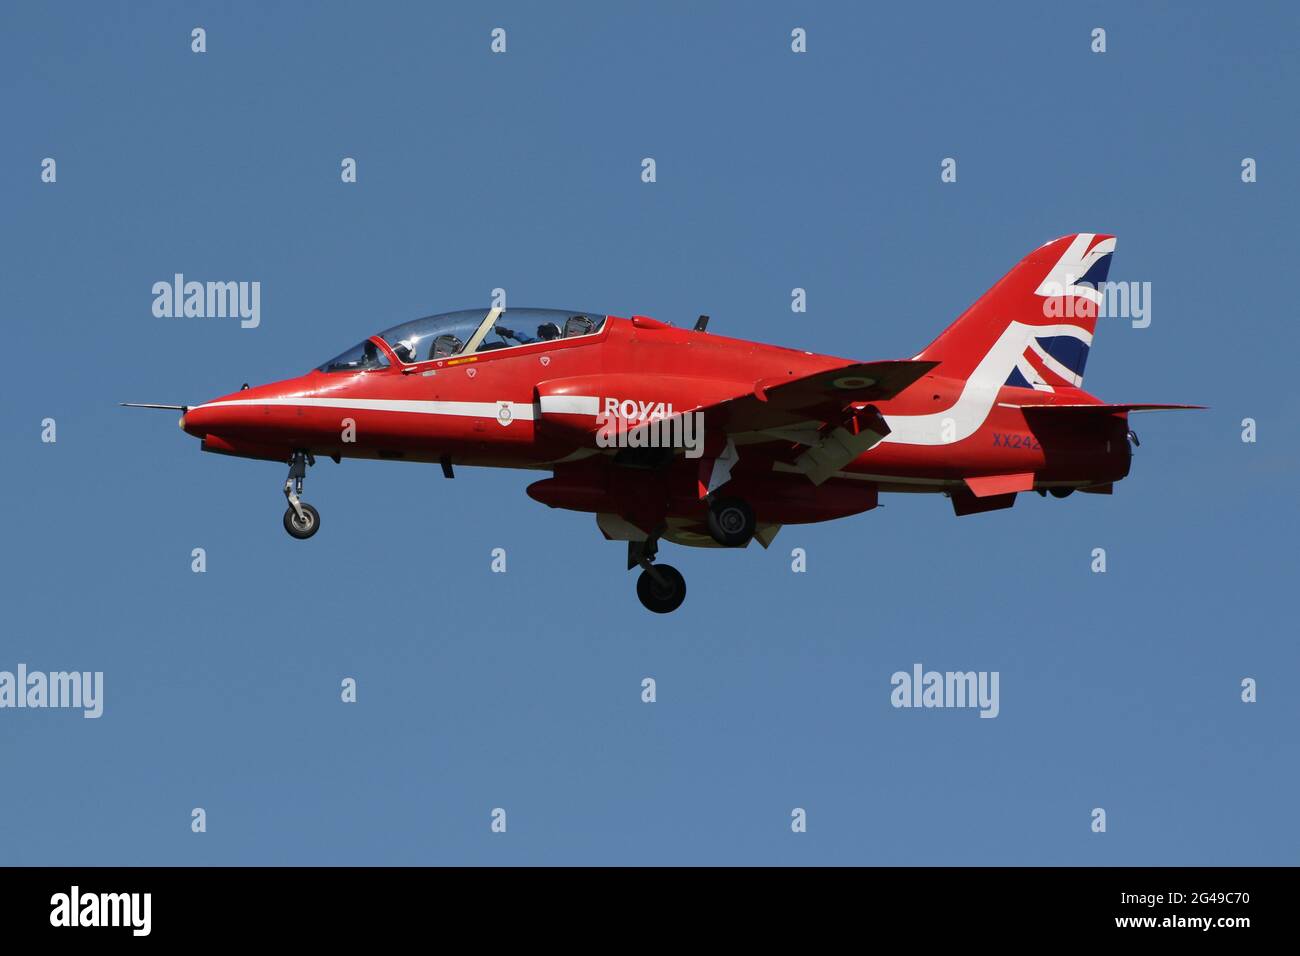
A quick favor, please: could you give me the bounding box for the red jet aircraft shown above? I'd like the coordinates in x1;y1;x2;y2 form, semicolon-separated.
126;234;1199;612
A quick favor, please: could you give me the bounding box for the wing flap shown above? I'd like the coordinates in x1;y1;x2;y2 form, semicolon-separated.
793;404;892;486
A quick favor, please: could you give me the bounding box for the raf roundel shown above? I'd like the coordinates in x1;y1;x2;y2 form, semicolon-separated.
833;376;876;389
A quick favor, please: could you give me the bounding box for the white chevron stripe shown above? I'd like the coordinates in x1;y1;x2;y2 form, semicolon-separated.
197;396;537;420
881;320;1092;445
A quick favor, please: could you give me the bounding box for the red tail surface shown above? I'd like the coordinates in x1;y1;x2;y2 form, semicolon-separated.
916;233;1115;392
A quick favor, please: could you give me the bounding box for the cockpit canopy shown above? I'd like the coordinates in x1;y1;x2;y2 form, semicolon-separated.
316;308;607;373
317;338;390;373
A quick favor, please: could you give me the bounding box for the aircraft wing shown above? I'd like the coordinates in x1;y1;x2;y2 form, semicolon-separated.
627;359;937;489
710;360;938;434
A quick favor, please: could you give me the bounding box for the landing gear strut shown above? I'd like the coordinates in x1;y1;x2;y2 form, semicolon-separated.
629;538;686;614
282;451;320;539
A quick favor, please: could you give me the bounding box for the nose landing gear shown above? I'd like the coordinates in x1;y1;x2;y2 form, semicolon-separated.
629;538;686;614
282;451;320;539
636;563;687;614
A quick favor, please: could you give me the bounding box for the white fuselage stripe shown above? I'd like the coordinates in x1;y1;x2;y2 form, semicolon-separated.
879;320;1091;445
198;396;537;420
539;395;602;416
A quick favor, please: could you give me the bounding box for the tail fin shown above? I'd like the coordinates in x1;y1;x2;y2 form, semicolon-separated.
917;233;1115;392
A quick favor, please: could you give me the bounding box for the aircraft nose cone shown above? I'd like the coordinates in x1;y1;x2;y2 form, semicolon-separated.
181;402;230;438
182;376;313;449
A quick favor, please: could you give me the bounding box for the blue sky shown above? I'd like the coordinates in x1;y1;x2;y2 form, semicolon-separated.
1;1;1296;865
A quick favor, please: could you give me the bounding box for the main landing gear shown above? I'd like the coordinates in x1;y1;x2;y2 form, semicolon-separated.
625;497;756;613
705;496;756;547
629;538;686;614
282;451;320;539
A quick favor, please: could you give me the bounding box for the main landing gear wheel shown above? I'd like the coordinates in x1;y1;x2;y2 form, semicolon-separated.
281;450;320;540
706;496;755;547
283;503;320;539
1049;487;1074;499
636;563;686;614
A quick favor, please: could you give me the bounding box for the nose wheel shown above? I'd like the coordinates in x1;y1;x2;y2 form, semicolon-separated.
636;564;686;614
282;451;321;539
283;502;320;539
628;538;686;614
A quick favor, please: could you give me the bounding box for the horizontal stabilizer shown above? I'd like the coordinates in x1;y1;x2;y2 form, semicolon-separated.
1079;483;1113;495
1019;402;1205;416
